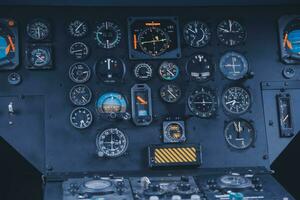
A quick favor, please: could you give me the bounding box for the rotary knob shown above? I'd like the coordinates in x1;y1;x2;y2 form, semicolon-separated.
172;195;182;200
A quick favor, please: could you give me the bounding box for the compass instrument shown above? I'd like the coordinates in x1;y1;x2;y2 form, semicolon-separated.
26;19;50;41
160;84;181;103
68;20;88;38
186;54;214;82
70;107;93;129
69;62;91;83
69;42;89;60
276;93;294;137
159;61;179;81
183;21;211;48
217;19;246;46
27;45;52;69
94;21;122;49
69;85;92;106
134;63;153;81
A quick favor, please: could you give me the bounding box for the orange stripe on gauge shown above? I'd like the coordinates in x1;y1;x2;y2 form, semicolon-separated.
145;22;161;26
133;33;137;49
136;96;147;105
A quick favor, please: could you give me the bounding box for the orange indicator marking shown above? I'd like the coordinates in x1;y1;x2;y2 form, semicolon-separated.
133;33;137;49
145;21;161;26
136;96;147;105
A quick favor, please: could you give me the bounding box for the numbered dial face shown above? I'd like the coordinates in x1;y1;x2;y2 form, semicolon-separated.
165;122;185;142
68;20;88;38
70;107;93;129
96;92;127;114
134;63;153;81
69;42;89;60
188;87;218;118
183;21;211;48
29;47;51;67
94;21;122;49
160;84;181;103
219;52;249;80
69;85;92;106
159;62;179;81
217;19;246;46
222;86;251;115
186;54;214;82
69;62;91;83
96;128;128;157
95;57;125;84
224;119;255;150
138;27;171;57
27;20;50;41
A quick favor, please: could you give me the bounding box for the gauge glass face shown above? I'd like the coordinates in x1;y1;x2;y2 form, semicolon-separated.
159;61;179;81
84;180;112;190
70;107;93;129
27;20;50;40
96;92;127;114
160;84;181;103
94;21;122;49
29;47;51;67
224;119;255;149
183;21;211;47
69;85;92;106
69;42;89;60
222;86;251;115
134;63;153;81
188;87;218;118
69;62;91;83
96;128;128;157
68;20;88;38
95;57;125;84
0;28;16;62
186;54;214;82
165;123;184;141
219;52;249;80
217;19;246;46
284;20;300;55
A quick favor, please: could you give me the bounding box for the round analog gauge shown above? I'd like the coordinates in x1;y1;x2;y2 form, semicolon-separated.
159;61;179;81
183;21;211;48
224;119;255;150
0;27;16;62
26;19;50;41
96;92;127;115
186;54;214;82
96;128;128;157
219;52;249;80
69;62;91;83
29;47;51;67
138;27;171;57
188;87;218;118
95;57;126;84
134;63;153;81
94;21;122;49
70;107;93;129
69;85;92;106
68;20;88;38
160;84;181;103
84;180;112;190
217;19;246;46
165;122;185;142
69;42;89;60
222;86;251;115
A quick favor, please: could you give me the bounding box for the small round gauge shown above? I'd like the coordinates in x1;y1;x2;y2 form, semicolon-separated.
84;180;112;190
188;87;218;118
69;42;89;60
224;119;255;150
69;62;91;83
160;84;181;103
138;27;171;57
222;86;251;115
96;92;127;115
217;19;246;46
134;63;153;81
183;21;211;48
29;47;51;67
164;122;185;143
219;52;249;80
95;57;126;84
68;20;88;38
159;61;179;81
26;19;50;41
186;54;214;82
69;85;92;106
94;21;122;49
70;107;93;129
96;128;128;157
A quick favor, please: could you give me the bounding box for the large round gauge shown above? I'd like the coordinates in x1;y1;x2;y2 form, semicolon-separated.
70;107;93;129
186;54;214;82
224;119;255;150
188;87;218;118
94;21;122;49
183;21;211;48
96;92;127;115
96;128;128;158
217;19;246;46
134;63;153;81
68;20;88;38
95;57;126;84
219;52;249;80
160;84;181;103
138;27;171;57
69;85;92;106
69;62;91;83
159;61;179;81
26;19;50;41
283;18;300;57
69;42;89;60
29;47;51;67
0;26;17;67
222;86;251;115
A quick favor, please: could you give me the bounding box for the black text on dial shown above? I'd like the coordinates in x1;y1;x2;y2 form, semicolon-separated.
69;62;91;83
94;21;122;49
134;63;153;81
186;54;214;82
217;19;246;46
68;20;88;38
183;21;211;48
69;85;92;106
26;19;50;41
70;107;93;129
160;84;182;103
69;42;89;60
